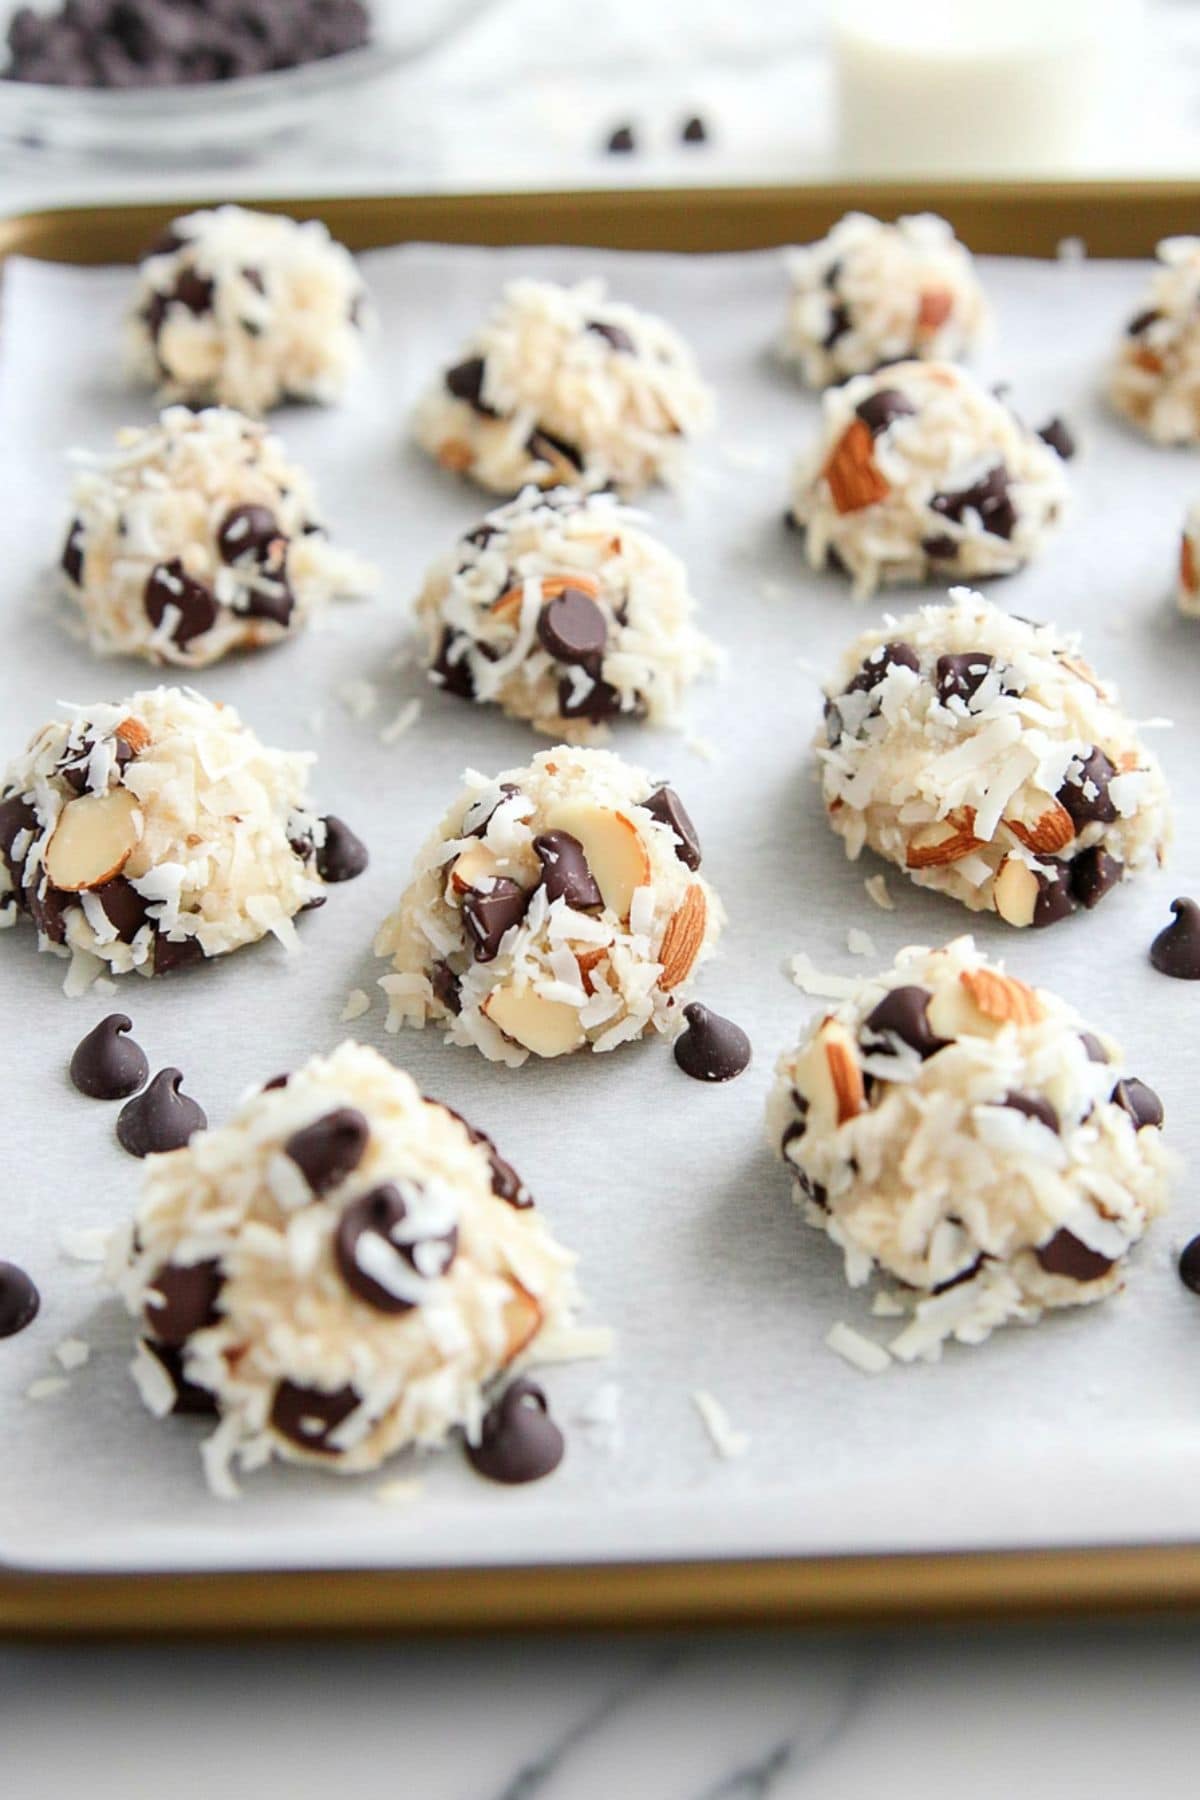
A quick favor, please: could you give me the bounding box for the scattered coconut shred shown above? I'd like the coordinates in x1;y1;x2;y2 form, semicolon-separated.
692;1388;751;1460
825;1322;892;1375
340;986;371;1023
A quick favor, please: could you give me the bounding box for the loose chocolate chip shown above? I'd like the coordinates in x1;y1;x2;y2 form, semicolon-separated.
270;1379;360;1454
930;464;1016;540
527;426;583;472
466;1378;564;1485
142;1340;218;1416
855;388;916;435
861;986;948;1060
62;516;85;584
316;815;368;884
936;651;997;707
1080;1032;1110;1064
1001;1090;1060;1132
822;303;851;350
605;123;636;154
217;503;282;567
336;1183;457;1314
1038;416;1076;460
673;1003;751;1082
0;1262;39;1338
1057;746;1117;829
463;877;529;962
285;1108;369;1196
116;1068;207;1158
537;588;607;669
143;559;218;648
533;830;602;909
1178;1235;1200;1296
431;627;478;700
846;640;921;697
1149;896;1200;979
557;673;628;722
1070;845;1123;910
1032;861;1078;928
95;875;151;943
587;319;635;354
143;1258;223;1346
1127;308;1161;336
681;113;708;143
1036;1229;1115;1282
153;931;205;976
69;1013;149;1100
463;782;520;839
921;533;959;560
431;959;462;1016
642;785;702;870
444;356;498;418
1112;1077;1164;1129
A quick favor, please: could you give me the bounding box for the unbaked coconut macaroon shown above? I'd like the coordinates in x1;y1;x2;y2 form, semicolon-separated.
61;407;377;668
1110;237;1200;444
780;212;990;389
412;277;715;497
376;747;722;1065
109;1042;587;1495
768;937;1169;1360
126;205;369;415
417;486;719;740
0;687;366;993
819;590;1170;926
788;360;1070;598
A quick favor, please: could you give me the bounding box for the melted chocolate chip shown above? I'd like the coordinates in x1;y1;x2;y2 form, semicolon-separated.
1127;308;1161;336
1112;1077;1164;1129
0;792;37;885
673;1003;751;1082
143;1258;223;1346
1001;1090;1060;1132
153;931;205;977
69;1013;149;1100
605;123;636;153
431;959;462;1016
861;986;948;1060
936;651;995;707
533;830;602;909
0;1262;39;1338
444;356;498;418
28;881;71;945
1056;746;1117;828
142;1340;218;1416
285;1108;369;1196
217;503;283;567
466;1378;564;1485
1038;417;1076;460
930;465;1016;540
1178;1235;1200;1296
642;785;702;870
537;588;607;669
270;1379;360;1454
1070;845;1123;910
1080;1032;1110;1064
1149;896;1200;979
587;319;635;354
855;388;916;435
335;1183;457;1314
557;673;628;722
62;516;85;584
316;815;368;884
1036;1229;1115;1283
143;559;218;648
463;877;529;962
95;875;151;943
116;1068;207;1158
846;640;921;696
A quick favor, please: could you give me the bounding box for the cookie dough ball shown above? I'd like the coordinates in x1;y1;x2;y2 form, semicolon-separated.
780;212;990;390
820;590;1170;926
417;486;719;741
1110;237;1200;444
789;361;1070;597
61;407;376;669
412;278;715;497
126;206;368;415
111;1042;581;1492
768;937;1169;1359
0;687;363;991
376;747;722;1065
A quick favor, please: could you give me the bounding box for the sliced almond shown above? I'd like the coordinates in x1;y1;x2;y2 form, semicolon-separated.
792;1020;864;1134
905;808;982;869
449;843;500;897
657;885;707;991
437;439;474;474
544;802;649;922
1056;652;1107;699
1003;796;1074;855
916;287;953;332
1182;534;1198;597
1133;347;1164;375
575;945;607;993
825;1033;865;1125
501;1280;543;1364
114;716;151;755
993;856;1040;928
822;418;890;515
44;786;139;892
959;966;1045;1028
491;569;600;625
483;984;587;1057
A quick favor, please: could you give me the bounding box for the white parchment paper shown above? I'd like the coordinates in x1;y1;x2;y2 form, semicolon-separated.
3;240;1200;1576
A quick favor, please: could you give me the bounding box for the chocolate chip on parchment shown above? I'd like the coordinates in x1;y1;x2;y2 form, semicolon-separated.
642;785;702;870
217;503;283;567
1035;1229;1115;1282
69;1013;149;1100
680;114;709;144
855;388;916;435
270;1379;361;1454
1070;845;1123;910
431;959;463;1016
673;1003;751;1082
1038;416;1076;460
444;356;499;418
587;319;635;354
285;1108;369;1196
316;815;368;884
0;1262;39;1339
1149;896;1200;980
466;1378;565;1485
336;1183;457;1314
1112;1077;1164;1129
537;588;607;669
143;559;218;648
1178;1235;1200;1296
142;1340;218;1416
116;1068;207;1158
62;516;85;584
930;464;1016;540
1001;1090;1060;1132
143;1258;223;1346
605;123;636;154
1056;745;1117;828
533;830;602;909
463;877;529;962
862;986;949;1060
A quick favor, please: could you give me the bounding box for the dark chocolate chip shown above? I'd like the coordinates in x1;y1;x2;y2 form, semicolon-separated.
936;651;995;707
605;123;636;154
143;559;218;648
930;465;1016;540
642;785;702;870
862;986;949;1060
270;1379;360;1454
1127;308;1161;336
69;1012;149;1100
1032;861;1078;928
0;792;38;887
533;830;602;909
316;815;368;884
1112;1077;1164;1129
171;267;215;315
463;521;498;550
527;426;583;472
1178;1235;1200;1296
855;388;916;435
931;1256;985;1295
673;1003;751;1082
466;1378;564;1485
143;227;187;261
62;516;85;584
335;1183;457;1314
1080;1032;1110;1064
444;356;499;418
1038;416;1076;460
153;931;205;976
1149;896;1200;979
285;1108;369;1196
587;319;635;354
1070;845;1123;910
680;113;708;144
1035;1229;1115;1283
921;533;959;560
822;303;851;350
1056;746;1117;828
0;1262;39;1339
463;782;520;839
846;640;921;697
95;875;151;943
537;588;607;669
431;959;462;1016
28;880;71;945
431;627;478;699
438;1102;532;1208
57;730;134;796
143;1258;223;1346
217;503;283;567
463;877;529;962
116;1068;207;1158
1000;1090;1060;1132
781;1092;809;1155
237;581;295;628
142;1340;218;1416
262;1073;291;1092
557;673;627;722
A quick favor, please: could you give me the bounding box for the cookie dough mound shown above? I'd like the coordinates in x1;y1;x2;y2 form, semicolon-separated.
376;746;722;1065
417;486;719;741
126;206;368;414
820;590;1170;926
412;278;715;497
0;687;357;991
61;407;376;669
1110;237;1200;444
768;937;1170;1359
110;1042;581;1492
1177;500;1200;616
789;361;1069;597
780;212;990;389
